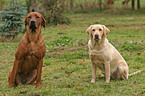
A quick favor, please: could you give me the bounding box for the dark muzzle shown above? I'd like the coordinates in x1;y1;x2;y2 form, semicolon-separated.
29;20;37;30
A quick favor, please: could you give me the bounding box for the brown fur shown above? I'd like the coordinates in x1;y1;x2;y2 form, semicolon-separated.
8;12;46;88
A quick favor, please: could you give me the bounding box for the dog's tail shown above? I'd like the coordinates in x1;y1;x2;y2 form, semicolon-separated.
128;68;145;76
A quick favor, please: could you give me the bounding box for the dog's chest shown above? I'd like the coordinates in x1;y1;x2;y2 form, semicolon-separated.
90;54;104;63
90;55;105;71
28;42;39;54
19;42;42;74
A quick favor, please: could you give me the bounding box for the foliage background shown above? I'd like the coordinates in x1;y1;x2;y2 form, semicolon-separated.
0;0;27;39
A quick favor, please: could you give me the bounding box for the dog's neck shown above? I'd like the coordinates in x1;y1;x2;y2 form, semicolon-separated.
26;26;42;43
90;37;108;52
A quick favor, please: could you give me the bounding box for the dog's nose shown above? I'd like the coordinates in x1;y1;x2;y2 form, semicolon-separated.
94;35;99;40
30;20;35;25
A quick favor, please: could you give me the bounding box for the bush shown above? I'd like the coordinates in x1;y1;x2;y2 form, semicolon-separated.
39;0;71;25
0;0;27;39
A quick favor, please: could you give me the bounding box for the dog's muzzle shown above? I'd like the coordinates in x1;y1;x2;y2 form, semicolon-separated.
94;35;99;40
29;20;37;30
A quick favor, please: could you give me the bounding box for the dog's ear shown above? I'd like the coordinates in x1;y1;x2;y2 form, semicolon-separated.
24;17;27;27
103;25;110;36
86;25;92;34
41;16;46;28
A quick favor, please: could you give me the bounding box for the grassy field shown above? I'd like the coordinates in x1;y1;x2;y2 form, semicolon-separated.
0;9;145;95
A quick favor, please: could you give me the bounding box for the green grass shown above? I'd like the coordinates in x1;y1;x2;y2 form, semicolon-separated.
0;9;145;95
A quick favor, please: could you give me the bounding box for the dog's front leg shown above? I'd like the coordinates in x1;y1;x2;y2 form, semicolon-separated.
91;62;96;83
9;44;28;88
8;59;20;88
105;61;110;83
36;59;43;87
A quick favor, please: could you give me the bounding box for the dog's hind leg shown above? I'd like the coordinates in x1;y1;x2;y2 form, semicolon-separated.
123;67;128;80
26;70;37;84
15;73;22;85
117;62;128;80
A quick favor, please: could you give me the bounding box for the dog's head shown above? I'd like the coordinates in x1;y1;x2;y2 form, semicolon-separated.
86;24;110;41
25;12;46;31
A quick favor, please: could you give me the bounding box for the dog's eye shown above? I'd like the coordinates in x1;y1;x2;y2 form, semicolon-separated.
99;29;102;31
92;29;95;31
28;16;31;19
36;16;39;18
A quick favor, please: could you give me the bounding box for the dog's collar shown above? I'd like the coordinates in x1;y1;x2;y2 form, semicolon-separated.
89;47;106;55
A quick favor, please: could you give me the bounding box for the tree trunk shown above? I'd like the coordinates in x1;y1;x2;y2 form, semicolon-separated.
137;0;140;10
99;0;102;11
70;0;73;10
131;0;135;10
26;0;31;13
29;0;38;12
61;0;65;11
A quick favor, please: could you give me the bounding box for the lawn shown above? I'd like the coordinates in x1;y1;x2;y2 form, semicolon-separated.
0;9;145;95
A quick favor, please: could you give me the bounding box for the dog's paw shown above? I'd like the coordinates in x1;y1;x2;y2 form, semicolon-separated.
91;79;95;83
106;80;110;83
8;85;14;88
36;83;41;88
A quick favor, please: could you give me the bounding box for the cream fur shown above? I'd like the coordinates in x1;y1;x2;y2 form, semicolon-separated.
87;24;129;83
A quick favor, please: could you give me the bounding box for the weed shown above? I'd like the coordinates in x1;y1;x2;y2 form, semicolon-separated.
46;36;74;47
121;41;145;51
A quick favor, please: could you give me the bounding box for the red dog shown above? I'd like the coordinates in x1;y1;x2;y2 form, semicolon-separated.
8;12;46;88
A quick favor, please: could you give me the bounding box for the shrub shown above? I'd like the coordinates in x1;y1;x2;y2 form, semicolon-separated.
0;0;27;39
39;0;71;25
